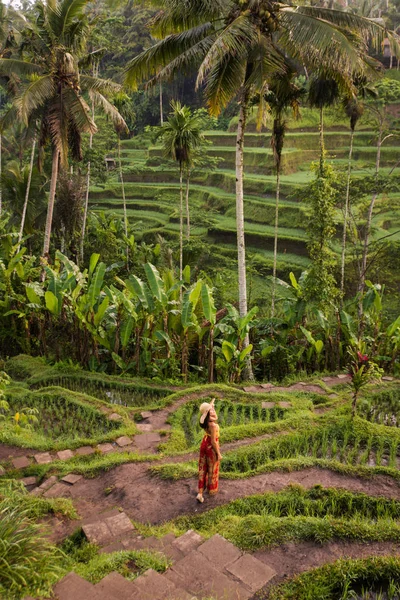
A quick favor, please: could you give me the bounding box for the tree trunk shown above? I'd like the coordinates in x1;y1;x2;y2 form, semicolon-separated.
271;164;281;317
18;135;36;250
236;98;253;381
351;391;358;419
160;80;164;126
179;162;184;282
0;134;2;218
185;168;191;240
182;330;188;383
319;106;325;175
118;135;129;266
340;126;355;300
80;97;95;265
208;326;214;383
358;127;382;306
42;147;60;259
80;144;92;264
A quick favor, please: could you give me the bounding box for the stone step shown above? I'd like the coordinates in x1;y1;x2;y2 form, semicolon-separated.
82;508;121;526
94;571;138;600
121;534;164;552
131;568;194;600
167;549;251;599
52;532;279;600
82;511;134;546
54;572;107;600
165;534;277;600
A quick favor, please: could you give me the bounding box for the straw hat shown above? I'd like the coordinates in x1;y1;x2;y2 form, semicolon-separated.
199;398;215;424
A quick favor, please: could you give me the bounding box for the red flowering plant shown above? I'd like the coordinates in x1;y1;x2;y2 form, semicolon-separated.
348;344;383;418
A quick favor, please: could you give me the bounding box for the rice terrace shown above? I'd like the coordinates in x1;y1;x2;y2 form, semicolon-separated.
1;0;400;599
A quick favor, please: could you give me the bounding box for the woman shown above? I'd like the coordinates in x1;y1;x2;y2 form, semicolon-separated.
196;398;222;503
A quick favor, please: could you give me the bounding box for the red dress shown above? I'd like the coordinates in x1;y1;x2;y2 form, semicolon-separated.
198;424;220;495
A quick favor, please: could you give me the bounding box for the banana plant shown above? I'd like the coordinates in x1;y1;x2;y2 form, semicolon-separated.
0;245;39;354
216;340;253;383
276;271;307;328
299;325;324;370
215;304;258;382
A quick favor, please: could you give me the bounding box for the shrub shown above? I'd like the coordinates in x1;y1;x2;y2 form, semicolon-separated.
0;498;63;599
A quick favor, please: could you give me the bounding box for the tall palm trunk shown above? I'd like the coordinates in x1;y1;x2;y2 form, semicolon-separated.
236;98;253;380
80;105;94;265
319;106;325;174
271;117;285;318
0;134;2;217
179;160;184;282
340;126;355;300
271;165;281;317
160;80;164;126
358;127;383;315
185;167;191;240
42;147;60;259
18;135;36;250
118;135;129;266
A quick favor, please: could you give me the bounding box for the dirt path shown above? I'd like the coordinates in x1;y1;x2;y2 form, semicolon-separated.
252;540;400;599
61;465;400;531
0;444;36;460
144;389;222;429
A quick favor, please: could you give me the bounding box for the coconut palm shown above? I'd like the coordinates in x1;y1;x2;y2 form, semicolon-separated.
125;0;399;379
308;75;341;174
340;79;377;299
265;66;304;317
0;0;125;263
154;101;206;281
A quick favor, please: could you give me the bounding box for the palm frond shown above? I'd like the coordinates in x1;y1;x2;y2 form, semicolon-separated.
151;0;226;38
148;32;217;88
80;75;122;95
197;15;258;88
14;75;55;125
245;39;287;90
89;91;127;134
0;58;42;78
0;106;18;134
55;0;89;38
278;10;366;77
62;86;96;137
125;24;214;89
64;17;91;53
293;5;397;53
203;54;246;115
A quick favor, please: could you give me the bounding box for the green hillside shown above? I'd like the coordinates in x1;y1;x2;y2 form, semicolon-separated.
88;114;400;306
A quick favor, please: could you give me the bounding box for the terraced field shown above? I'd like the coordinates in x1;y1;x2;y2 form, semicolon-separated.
3;355;400;599
89;120;400;303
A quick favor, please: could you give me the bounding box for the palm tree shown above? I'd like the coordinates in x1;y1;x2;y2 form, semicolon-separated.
340;80;377;299
266;66;304;317
155;101;206;281
112;92;132;267
308;75;340;174
0;0;125;264
125;0;398;379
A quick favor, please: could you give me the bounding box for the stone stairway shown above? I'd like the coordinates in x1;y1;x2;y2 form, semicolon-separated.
49;513;277;600
2;411;163;476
